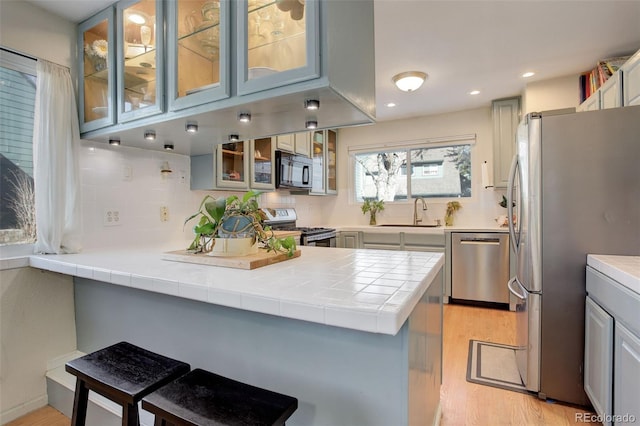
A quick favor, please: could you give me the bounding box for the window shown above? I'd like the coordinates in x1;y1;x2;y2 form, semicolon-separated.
0;48;36;245
352;137;473;202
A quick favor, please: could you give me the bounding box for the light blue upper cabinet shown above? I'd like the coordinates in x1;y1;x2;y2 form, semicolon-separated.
116;0;165;122
78;7;116;133
236;0;319;96
167;0;231;111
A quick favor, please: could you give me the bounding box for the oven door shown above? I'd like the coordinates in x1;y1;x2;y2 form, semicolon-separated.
304;237;336;247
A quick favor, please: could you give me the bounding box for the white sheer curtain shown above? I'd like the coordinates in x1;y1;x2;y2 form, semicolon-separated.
33;59;82;254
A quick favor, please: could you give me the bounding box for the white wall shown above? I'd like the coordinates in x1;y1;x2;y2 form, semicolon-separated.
0;268;76;423
523;74;579;114
0;1;76;72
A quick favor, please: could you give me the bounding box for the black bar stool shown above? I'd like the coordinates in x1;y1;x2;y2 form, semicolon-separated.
65;341;190;426
142;368;298;426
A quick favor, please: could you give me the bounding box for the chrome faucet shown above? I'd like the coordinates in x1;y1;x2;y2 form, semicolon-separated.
413;197;428;225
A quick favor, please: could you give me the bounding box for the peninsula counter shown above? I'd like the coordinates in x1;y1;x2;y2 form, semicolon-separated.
30;246;444;425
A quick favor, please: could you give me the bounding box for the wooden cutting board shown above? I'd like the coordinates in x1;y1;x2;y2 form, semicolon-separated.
162;249;301;270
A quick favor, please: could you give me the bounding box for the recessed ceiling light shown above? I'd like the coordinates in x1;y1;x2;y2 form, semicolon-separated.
304;99;320;110
386;102;397;108
144;130;156;141
185;121;198;133
522;72;535;78
469;90;480;95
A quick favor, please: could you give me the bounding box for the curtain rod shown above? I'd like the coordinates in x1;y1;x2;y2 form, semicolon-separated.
1;46;70;70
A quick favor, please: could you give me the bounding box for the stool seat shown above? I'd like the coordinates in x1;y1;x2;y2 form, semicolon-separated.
142;368;298;426
66;341;190;426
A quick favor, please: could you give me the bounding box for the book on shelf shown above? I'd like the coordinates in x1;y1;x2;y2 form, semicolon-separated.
578;54;632;103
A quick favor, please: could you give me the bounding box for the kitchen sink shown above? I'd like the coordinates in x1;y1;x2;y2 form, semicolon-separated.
378;224;442;228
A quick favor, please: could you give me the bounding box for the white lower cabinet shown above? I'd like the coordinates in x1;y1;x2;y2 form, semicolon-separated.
614;322;640;425
584;296;613;424
585;265;640;426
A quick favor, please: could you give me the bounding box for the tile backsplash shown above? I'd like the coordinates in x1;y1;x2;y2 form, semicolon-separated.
79;140;197;250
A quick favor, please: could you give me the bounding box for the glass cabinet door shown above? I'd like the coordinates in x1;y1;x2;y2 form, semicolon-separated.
217;141;249;189
117;0;164;122
251;137;275;189
326;129;337;194
167;0;230;111
310;130;325;194
78;7;115;133
237;0;319;95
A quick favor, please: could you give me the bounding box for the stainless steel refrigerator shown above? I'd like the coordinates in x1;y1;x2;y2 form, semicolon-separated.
506;105;640;406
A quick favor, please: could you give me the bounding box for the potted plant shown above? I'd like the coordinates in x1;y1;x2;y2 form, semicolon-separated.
361;199;385;225
444;201;462;226
184;190;296;257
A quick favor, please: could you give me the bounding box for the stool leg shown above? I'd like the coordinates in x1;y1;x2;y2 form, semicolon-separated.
122;403;139;426
70;379;89;426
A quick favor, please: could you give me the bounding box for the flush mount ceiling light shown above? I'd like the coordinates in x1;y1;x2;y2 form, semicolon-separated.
304;99;320;110
144;130;156;141
164;144;174;151
522;71;535;78
108;138;120;146
305;120;318;130
238;112;251;123
392;71;427;92
229;134;240;142
185;121;198;133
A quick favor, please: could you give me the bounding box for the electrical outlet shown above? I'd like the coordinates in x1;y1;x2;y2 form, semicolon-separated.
160;206;169;222
104;209;121;226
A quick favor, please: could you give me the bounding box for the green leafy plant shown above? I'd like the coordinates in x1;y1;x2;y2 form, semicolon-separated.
361;199;385;225
184;190;296;257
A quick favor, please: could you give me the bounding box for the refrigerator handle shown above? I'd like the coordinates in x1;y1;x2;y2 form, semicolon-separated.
508;277;526;300
507;155;519;253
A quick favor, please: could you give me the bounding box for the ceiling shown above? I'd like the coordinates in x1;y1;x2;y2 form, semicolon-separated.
25;0;640;122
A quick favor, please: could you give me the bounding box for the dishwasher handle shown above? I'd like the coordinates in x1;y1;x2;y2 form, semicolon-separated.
460;238;501;245
507;277;526;300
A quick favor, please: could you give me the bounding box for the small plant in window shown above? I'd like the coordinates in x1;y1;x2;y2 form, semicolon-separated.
444;201;462;226
361;199;385;226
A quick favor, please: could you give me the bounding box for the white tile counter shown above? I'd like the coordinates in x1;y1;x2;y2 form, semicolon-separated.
587;254;640;296
29;246;443;335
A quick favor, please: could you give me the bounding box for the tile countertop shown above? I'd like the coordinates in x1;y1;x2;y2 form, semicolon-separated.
29;246;444;336
587;255;640;296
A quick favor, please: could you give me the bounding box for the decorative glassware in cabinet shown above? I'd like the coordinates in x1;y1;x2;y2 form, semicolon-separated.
251;137;274;188
311;130;325;194
326;129;337;193
78;7;115;132
168;0;230;111
117;0;164;122
218;141;248;188
238;0;319;95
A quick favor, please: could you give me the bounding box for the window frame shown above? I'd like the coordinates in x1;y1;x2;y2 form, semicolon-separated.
348;134;476;204
0;47;37;252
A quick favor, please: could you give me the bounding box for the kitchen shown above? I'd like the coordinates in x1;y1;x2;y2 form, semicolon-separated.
1;0;640;425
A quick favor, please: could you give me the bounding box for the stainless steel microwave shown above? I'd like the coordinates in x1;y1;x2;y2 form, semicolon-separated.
275;151;312;189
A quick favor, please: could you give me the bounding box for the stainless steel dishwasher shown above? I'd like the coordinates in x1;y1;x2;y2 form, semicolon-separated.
452;232;509;305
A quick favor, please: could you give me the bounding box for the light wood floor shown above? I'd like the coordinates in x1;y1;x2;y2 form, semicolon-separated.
8;304;595;426
440;303;594;426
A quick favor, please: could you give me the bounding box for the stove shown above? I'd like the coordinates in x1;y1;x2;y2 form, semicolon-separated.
261;208;337;247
